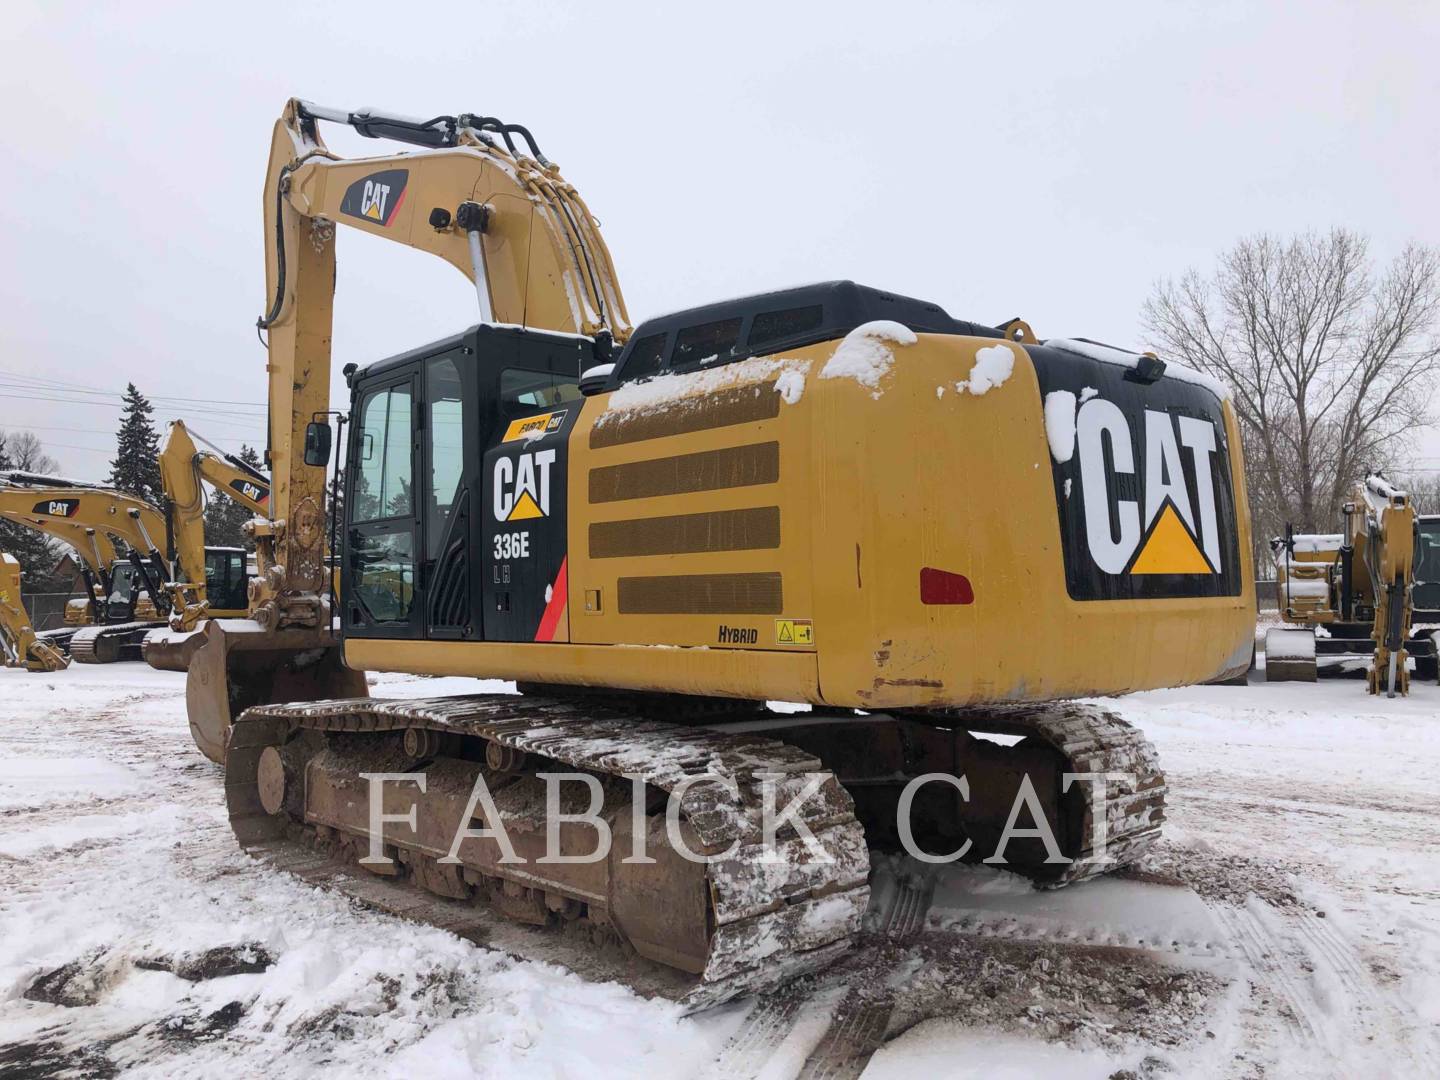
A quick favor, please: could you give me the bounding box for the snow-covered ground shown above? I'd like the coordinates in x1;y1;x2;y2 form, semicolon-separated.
1;658;1436;1078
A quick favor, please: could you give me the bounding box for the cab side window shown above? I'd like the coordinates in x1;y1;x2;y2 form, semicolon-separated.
352;385;414;521
748;305;824;350
500;368;581;415
349;382;416;627
427;358;466;559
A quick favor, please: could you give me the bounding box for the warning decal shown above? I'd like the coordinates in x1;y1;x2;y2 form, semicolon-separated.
775;619;814;646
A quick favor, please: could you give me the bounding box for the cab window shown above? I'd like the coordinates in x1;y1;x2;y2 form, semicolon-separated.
352;384;414;521
427;357;466;559
500;368;580;415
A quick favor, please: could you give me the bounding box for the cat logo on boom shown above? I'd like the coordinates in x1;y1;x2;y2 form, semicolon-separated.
339;169;409;228
494;450;556;522
230;479;269;509
34;499;79;518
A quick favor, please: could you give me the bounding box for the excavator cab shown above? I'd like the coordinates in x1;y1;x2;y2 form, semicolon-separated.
341;324;588;646
204;547;250;615
1415;516;1440;621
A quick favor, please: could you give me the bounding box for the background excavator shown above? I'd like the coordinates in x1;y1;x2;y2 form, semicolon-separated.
1268;473;1436;695
179;99;1255;1006
0;477;174;661
0;553;68;671
0;428;270;663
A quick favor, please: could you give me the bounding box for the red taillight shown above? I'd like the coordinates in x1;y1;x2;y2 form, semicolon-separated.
920;567;974;605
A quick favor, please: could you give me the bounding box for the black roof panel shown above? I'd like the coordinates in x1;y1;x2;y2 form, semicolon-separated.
609;280;1003;386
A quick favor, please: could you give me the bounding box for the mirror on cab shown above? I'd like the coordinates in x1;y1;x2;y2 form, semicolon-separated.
303;421;332;467
578;363;615;397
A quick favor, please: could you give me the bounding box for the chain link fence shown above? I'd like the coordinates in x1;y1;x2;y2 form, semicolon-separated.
22;592;86;631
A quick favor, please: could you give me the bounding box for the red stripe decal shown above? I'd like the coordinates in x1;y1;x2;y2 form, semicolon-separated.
534;557;569;642
384;187;407;227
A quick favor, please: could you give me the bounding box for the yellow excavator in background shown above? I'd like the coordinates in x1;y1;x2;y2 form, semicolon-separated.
0;553;68;672
0;437;271;662
1269;473;1427;696
178;99;1255;1006
157;419;270;631
0;477;173;661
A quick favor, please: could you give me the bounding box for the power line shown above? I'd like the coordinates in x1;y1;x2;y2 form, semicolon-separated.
0;383;265;417
0;366;269;410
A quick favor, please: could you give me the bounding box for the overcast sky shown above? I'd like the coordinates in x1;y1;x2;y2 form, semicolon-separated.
3;0;1437;480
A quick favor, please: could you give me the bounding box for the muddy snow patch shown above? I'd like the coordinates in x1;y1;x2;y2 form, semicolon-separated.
0;756;142;812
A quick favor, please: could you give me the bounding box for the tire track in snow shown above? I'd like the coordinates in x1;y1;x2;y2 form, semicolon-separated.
1211;903;1324;1042
700;867;936;1078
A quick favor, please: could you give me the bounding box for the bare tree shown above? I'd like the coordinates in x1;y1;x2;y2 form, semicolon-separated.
1143;230;1440;551
0;430;59;475
0;430;64;591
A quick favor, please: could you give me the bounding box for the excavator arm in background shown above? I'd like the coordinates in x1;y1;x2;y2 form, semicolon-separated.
0;519;118;622
158;420;271;631
1358;474;1416;697
0;554;68;672
182;98;632;761
0;480;172;618
1268;473;1420;695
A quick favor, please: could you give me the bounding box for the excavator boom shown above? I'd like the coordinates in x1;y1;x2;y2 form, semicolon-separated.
157;420;271;632
186;98;631;758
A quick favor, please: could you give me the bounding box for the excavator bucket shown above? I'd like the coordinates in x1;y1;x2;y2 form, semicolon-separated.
184;619;366;764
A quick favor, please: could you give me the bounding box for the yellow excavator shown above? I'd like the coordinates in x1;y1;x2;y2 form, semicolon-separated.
157;419;270;629
0;435;271;662
1269;473;1429;696
181;100;1254;1005
0;553;68;672
0;477;174;661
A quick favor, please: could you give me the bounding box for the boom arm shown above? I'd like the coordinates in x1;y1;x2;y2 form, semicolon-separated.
0;554;67;672
0;484;171;616
178;98;629;761
159;419;271;628
1359;474;1416;697
253;98;630;632
0;486;166;559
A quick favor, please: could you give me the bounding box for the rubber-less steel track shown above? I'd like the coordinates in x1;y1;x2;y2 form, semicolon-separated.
68;621;161;664
228;694;871;1010
974;702;1168;886
224;696;1162;1010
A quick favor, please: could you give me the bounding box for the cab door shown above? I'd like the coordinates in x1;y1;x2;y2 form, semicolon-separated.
420;350;479;640
344;368;422;639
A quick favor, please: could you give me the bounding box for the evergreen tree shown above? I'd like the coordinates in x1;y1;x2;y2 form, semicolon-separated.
202;445;264;550
107;384;163;504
